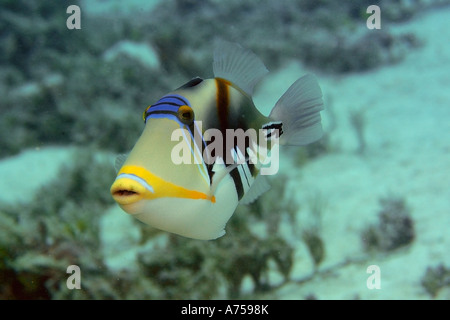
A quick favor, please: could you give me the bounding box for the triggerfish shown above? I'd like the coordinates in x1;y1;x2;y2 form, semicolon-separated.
110;40;324;240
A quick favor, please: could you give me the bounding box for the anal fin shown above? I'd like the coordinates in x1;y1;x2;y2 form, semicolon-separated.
239;174;271;205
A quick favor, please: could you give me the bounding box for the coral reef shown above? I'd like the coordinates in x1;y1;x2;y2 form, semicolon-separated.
0;150;115;299
421;264;450;298
300;192;327;270
361;196;415;252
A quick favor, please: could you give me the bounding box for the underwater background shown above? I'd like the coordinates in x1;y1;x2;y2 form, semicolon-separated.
1;0;449;299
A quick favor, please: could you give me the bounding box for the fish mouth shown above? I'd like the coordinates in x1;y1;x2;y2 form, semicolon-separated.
113;189;138;197
111;165;216;206
111;188;141;205
110;176;152;206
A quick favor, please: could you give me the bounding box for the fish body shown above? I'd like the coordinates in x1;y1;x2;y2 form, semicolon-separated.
110;40;324;240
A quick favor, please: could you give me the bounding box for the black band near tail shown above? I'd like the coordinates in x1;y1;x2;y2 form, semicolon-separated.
262;122;283;139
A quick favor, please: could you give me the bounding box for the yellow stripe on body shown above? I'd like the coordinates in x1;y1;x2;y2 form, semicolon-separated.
115;165;216;203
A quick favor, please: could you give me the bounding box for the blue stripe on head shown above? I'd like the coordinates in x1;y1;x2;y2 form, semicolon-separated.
115;173;154;193
145;113;182;124
158;94;190;107
144;94;191;123
149;105;180;113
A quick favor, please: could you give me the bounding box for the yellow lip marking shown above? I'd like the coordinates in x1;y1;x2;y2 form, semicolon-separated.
110;165;215;205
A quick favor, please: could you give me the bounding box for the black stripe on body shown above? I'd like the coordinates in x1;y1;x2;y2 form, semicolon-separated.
248;162;257;176
229;164;244;200
215;79;244;199
262;121;283;139
213;78;262;200
229;146;255;200
215;78;230;134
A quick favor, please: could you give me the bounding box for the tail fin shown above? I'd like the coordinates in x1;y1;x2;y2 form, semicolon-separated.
269;74;324;146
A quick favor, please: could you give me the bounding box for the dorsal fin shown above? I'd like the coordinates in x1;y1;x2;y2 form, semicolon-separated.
213;40;268;96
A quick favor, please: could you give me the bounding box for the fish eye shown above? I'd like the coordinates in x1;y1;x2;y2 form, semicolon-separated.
177;105;194;124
